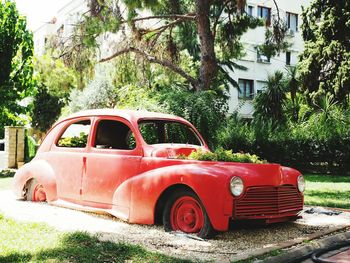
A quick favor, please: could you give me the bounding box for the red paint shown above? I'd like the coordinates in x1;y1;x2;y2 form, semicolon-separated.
170;196;204;233
13;109;304;235
33;184;46;202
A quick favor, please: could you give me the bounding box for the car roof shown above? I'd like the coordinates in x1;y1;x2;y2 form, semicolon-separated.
60;109;187;123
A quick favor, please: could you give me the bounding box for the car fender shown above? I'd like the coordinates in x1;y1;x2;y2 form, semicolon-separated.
281;166;302;180
112;164;234;231
13;159;57;202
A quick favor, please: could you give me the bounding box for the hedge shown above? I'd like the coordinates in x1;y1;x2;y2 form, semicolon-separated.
219;135;350;174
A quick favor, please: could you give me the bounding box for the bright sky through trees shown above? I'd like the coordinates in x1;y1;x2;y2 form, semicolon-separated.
15;0;71;31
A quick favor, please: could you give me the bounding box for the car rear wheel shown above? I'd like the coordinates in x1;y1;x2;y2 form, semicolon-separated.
26;179;47;202
163;190;215;239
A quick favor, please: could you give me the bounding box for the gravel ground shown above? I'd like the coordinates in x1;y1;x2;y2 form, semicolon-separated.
0;190;349;262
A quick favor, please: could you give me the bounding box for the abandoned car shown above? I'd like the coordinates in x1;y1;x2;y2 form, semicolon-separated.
13;109;305;238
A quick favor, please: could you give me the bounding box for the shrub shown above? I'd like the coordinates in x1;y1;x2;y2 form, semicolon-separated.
31;85;64;133
253;71;287;128
25;134;38;162
217;109;350;174
216;114;254;152
0;169;15;178
69;75;117;113
57;133;88;148
160;89;228;147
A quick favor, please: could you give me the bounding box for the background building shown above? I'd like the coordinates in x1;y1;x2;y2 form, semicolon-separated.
229;0;311;117
33;0;88;56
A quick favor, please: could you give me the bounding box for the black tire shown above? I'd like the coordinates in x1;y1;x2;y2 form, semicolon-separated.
163;189;216;239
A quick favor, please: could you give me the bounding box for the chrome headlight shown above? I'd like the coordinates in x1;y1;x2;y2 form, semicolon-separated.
230;176;244;196
297;175;305;192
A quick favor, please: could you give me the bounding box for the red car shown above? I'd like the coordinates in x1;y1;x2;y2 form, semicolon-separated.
14;109;305;238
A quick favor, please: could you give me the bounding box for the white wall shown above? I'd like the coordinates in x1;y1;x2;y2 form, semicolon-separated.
55;0;88;40
228;0;311;117
33;0;88;55
33;22;56;55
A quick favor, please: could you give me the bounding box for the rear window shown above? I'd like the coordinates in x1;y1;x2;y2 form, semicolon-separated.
139;120;202;146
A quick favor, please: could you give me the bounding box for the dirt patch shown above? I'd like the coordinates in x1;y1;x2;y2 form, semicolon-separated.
0;190;349;262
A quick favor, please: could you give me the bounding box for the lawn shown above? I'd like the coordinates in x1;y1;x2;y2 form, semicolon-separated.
0;214;188;263
304;174;350;209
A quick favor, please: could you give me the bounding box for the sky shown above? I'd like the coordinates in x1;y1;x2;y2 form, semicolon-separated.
15;0;71;31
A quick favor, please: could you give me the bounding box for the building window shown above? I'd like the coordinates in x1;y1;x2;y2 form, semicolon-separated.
286;12;298;32
257;50;270;63
258;6;271;26
247;5;254;16
286;51;291;65
238;79;254;99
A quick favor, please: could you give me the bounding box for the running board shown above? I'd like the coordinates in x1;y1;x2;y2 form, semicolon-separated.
50;199;129;221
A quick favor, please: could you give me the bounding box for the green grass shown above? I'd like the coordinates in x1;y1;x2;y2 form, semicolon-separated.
0;214;189;263
304;174;350;209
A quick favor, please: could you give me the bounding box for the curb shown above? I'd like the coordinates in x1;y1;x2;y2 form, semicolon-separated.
304;205;350;213
229;225;350;262
259;230;350;263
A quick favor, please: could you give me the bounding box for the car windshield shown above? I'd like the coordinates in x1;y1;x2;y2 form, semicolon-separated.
138;120;202;146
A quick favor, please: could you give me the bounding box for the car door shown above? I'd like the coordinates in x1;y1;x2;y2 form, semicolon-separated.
82;117;142;208
47;118;91;202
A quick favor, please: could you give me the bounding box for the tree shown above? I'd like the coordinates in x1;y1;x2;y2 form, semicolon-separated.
61;0;287;92
0;0;35;134
34;55;78;102
68;66;117;113
31;85;63;134
299;1;350;105
285;66;300;122
253;71;287;128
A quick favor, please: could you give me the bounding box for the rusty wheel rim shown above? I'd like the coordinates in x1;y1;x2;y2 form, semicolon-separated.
32;184;47;202
170;196;204;233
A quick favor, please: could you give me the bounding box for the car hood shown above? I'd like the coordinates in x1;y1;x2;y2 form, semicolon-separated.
207;161;300;187
141;145;300;187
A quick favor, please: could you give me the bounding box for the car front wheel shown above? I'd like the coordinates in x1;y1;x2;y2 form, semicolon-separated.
163;190;215;239
26;179;47;202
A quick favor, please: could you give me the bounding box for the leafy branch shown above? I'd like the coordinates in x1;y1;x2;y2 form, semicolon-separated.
99;47;198;89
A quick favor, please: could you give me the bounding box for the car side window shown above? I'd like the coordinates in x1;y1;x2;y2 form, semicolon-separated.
94;120;136;150
57;120;91;148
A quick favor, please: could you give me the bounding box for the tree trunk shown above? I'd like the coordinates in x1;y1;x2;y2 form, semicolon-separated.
195;0;217;91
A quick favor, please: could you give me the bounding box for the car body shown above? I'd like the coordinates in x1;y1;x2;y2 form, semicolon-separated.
13;109;304;238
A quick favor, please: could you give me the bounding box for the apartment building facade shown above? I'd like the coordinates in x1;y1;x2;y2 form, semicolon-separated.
230;0;311;117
